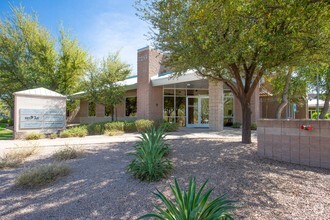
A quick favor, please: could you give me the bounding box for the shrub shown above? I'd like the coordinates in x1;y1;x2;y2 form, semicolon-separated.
135;119;154;132
25;132;45;140
127;127;172;181
160;121;179;132
59;126;88;138
53;146;83;161
49;133;57;139
138;177;235;220
87;122;106;135
312;112;330;119
0;147;38;169
104;121;125;132
232;122;241;129
105;130;124;136
8;119;13;126
15;163;70;188
124;121;137;132
250;123;257;130
0;123;6;129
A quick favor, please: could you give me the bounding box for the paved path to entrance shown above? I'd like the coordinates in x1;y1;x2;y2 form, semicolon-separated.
0;128;256;150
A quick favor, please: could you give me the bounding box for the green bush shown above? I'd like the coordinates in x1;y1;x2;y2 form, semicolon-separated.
25;132;45;140
105;130;125;136
138;177;235;220
0;118;7;123
87;122;106;135
104;121;125;132
0;123;6;129
232;122;241;129
59;126;88;138
160;121;179;132
135;119;154;132
127;127;172;181
49;133;57;139
250;123;257;130
124;121;137;132
8;119;13;126
312;112;330;119
15;163;70;188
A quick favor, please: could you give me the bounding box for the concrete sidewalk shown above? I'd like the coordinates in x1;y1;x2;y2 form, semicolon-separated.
0;128;256;150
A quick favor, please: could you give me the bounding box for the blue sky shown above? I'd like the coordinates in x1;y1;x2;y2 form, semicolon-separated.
0;0;150;74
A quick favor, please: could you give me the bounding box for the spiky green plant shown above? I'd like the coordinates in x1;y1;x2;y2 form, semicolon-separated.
127;127;172;181
138;177;235;220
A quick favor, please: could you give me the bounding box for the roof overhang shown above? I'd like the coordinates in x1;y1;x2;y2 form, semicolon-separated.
151;70;204;86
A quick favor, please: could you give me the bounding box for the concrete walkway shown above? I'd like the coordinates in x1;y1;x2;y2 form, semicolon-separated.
0;128;257;150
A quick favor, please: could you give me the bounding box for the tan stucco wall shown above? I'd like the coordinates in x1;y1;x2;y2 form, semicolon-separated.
257;119;330;169
14;95;66;139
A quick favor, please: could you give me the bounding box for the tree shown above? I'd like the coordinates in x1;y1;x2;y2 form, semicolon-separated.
136;0;330;143
300;65;330;119
0;7;89;112
83;53;131;121
267;67;308;119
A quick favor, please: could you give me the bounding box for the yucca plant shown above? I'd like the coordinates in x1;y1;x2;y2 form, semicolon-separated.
127;127;172;181
138;177;235;220
137;127;169;156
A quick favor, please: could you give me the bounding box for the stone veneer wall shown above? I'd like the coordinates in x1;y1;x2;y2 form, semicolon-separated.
257;119;330;169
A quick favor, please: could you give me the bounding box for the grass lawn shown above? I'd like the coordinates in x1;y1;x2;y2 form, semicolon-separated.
0;127;13;140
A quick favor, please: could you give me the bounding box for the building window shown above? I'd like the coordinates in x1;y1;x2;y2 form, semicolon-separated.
88;102;96;116
126;97;137;116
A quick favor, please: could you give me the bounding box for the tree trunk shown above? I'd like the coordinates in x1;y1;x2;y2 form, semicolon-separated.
319;93;330;119
241;99;252;144
275;69;292;119
111;105;115;122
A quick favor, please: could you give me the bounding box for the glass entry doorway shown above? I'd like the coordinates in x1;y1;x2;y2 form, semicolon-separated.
186;96;209;127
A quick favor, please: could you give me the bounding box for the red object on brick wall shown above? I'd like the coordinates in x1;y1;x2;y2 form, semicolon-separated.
301;125;313;131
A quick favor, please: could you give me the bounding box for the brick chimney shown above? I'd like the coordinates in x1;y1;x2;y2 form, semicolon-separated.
136;46;164;120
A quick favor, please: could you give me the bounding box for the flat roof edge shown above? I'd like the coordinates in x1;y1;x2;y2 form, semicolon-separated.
137;46;150;52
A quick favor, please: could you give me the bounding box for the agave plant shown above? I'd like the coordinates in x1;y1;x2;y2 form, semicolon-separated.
138;177;235;220
127;127;172;181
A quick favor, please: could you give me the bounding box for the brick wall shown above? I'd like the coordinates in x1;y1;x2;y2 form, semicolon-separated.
257;119;330;169
137;46;163;120
209;80;224;130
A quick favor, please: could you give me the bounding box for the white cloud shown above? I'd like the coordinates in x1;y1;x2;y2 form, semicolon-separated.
83;12;150;74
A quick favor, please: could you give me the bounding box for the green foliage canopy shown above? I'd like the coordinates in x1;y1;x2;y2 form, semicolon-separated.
82;52;131;120
136;0;330;142
0;7;90;110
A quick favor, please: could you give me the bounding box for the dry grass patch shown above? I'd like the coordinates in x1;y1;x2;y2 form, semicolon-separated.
53;145;84;161
15;163;70;188
0;147;39;169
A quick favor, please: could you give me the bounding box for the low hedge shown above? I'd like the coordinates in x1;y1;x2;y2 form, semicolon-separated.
135;119;154;132
60;126;88;138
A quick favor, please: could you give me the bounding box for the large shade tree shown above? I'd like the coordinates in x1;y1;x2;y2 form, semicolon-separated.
0;7;89;111
136;0;330;143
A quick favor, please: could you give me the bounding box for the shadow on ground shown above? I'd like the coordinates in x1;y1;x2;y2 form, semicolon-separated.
0;139;329;219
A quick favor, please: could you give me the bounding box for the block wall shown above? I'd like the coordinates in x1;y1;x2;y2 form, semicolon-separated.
209;80;224;130
257;119;330;169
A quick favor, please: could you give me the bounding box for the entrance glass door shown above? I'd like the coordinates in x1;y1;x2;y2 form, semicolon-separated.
186;96;209;127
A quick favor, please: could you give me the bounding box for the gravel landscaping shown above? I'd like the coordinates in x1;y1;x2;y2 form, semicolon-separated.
0;137;330;219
